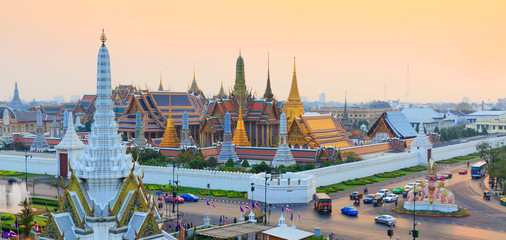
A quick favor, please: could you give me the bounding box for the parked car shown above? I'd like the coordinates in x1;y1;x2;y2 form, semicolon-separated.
363;194;376;204
436;175;445;180
8;178;21;185
404;183;415;190
458;168;468;174
375;215;397;226
392;187;404;194
180;193;199;202
341;206;358;216
349;191;363;200
384;194;398;203
165;195;184;203
501;197;506;206
376;189;390;197
402;189;410;198
415;180;421;185
443;172;453;179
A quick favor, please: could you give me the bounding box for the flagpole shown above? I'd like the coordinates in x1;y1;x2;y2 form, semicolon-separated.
16;215;19;240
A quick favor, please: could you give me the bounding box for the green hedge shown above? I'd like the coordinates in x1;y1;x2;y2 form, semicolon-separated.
1;213;15;221
31;197;59;208
316;185;343;193
0;170;24;176
211;190;227;197
199;190;210;195
400;165;427;172
342;177;377;185
375;171;405;178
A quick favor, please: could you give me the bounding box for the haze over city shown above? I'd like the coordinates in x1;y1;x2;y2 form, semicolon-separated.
1;0;505;103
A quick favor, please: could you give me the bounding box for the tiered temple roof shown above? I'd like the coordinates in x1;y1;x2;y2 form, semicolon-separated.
283;58;304;122
367;111;417;143
287;113;354;149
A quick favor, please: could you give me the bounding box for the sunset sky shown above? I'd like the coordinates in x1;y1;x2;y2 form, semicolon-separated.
1;1;505;103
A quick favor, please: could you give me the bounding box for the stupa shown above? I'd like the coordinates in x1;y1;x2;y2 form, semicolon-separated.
30;109;50;152
135;111;146;148
232;102;251;147
0;109;14;145
159;93;180;148
217;112;239;163
55;112;84;179
272;113;295;167
41;30;166;240
180;111;191;149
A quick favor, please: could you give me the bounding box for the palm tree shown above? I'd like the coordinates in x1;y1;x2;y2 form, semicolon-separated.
29;180;38;195
19;198;34;240
46;178;62;197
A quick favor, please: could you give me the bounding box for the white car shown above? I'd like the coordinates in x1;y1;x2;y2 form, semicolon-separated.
384;194;398;202
404;183;415;190
375;215;397;226
376;189;390;197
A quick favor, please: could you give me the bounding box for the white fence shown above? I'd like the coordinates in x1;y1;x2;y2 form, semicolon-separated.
0;135;504;200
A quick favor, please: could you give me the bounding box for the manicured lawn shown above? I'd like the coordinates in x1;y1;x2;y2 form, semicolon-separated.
144;184;248;200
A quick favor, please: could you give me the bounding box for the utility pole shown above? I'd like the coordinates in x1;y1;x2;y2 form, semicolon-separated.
172;163;176;214
175;174;180;229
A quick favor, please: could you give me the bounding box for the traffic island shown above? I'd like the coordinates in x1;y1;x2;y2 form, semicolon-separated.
392;205;470;218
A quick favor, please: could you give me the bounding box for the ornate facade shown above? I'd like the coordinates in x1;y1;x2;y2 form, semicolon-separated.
42;30;165;240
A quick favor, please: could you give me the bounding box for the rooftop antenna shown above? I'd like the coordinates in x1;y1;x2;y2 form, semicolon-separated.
406;64;410;103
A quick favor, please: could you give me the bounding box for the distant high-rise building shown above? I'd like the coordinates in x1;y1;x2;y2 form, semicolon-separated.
319;93;326;103
8;82;24;110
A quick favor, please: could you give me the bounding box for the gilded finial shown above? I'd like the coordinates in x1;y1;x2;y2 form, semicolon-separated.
193;63;196;80
293;57;296;73
239;49;241;56
100;29;107;44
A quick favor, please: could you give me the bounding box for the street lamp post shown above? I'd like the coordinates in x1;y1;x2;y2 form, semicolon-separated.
263;174;270;226
24;150;32;191
412;188;419;239
175;174;180;229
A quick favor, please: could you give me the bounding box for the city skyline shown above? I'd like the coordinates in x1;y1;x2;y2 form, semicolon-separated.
1;1;505;103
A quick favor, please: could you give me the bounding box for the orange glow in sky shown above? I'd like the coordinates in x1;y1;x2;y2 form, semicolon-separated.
0;0;505;103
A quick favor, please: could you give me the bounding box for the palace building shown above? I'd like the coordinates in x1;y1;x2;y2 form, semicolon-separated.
367;111;417;143
200;53;281;147
117;90;206;143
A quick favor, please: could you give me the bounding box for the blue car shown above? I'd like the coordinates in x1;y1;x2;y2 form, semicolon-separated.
341;206;358;216
180;193;199;202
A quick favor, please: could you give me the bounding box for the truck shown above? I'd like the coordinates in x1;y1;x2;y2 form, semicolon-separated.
314;193;332;214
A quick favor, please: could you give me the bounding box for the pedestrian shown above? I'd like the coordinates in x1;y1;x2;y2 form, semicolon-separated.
467;162;470;167
394;199;398;207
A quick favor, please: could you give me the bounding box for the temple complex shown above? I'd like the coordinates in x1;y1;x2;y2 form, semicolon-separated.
283;58;304;122
42;30;166;240
201;53;281;147
263;54;274;102
189;66;206;100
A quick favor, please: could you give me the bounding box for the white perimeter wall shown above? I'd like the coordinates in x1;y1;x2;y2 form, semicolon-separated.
0;136;504;203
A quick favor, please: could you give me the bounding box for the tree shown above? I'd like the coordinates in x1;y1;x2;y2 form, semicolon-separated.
433;126;440;133
29;180;38;195
357;120;369;128
47;178;62;197
225;158;235;168
19;198;34;239
206;157;218;168
481;127;488;135
251;161;272;173
455;102;474;114
342;152;360;162
367;100;391;109
83;119;94;132
241;160;250;168
476;142;499;166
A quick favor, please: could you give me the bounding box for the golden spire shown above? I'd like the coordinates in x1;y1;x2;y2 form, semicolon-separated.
288;57;301;102
233;93;251;147
160;91;180;148
100;29;107;44
158;71;164;91
193;63;196;81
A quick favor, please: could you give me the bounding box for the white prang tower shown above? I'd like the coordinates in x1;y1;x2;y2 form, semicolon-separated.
74;30;133;211
272;113;295;167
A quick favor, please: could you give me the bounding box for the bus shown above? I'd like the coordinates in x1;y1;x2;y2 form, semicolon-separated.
471;161;487;178
314;193;332;214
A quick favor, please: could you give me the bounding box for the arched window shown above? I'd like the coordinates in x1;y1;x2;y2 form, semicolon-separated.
302;144;309;149
30;124;34;131
12;126;16;133
18;126;21;132
25;125;29;131
294;144;300;149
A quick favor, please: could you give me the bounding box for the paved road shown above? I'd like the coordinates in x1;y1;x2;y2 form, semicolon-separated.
170;162;506;240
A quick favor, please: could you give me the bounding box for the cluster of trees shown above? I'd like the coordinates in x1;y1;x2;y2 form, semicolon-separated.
437;125;485;142
367;100;391;109
477;143;506;195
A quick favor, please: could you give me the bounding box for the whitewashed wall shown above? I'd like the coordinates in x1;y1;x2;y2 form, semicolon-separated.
248;172;316;204
0;154;56;175
432;136;506;161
